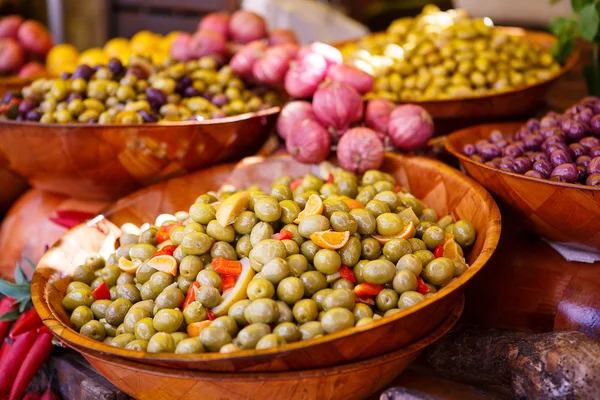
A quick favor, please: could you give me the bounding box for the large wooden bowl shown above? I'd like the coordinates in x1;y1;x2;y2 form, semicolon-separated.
32;154;501;372
82;298;463;400
339;27;578;119
0;76;33;98
0;107;279;201
445;122;600;250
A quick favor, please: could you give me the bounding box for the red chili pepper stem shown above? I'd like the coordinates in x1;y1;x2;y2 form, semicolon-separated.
9;327;54;400
8;308;42;340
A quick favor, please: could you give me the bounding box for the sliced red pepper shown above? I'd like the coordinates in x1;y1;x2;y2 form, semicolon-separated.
150;245;177;259
433;245;444;258
393;185;402;193
338;266;356;283
221;275;236;292
290;178;303;191
207;309;215;321
182;282;200;310
0;328;38;395
156;222;182;243
353;283;384;297
271;229;293;241
0;297;16;343
212;258;242;276
416;276;430;295
325;173;334;184
92;282;111;301
356;296;375;306
8;308;42;340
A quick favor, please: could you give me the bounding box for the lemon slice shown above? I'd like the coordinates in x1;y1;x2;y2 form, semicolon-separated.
293;194;324;224
215;191;250;227
212;257;255;317
118;257;142;273
147;255;178;276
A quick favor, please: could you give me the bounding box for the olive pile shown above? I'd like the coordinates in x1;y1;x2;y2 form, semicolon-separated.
0;56;280;123
340;5;561;101
63;168;476;354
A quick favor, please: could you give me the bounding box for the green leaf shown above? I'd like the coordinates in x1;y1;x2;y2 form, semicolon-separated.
552;37;576;63
549;16;571;35
14;262;27;285
18;300;31;313
583;64;600;95
571;0;594;12
580;3;600;41
23;256;36;271
0;280;30;299
0;309;20;321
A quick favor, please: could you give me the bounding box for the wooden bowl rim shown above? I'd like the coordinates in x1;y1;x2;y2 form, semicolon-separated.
445;122;600;192
83;296;464;379
336;27;579;105
0;75;35;85
33;153;501;364
0;106;280;130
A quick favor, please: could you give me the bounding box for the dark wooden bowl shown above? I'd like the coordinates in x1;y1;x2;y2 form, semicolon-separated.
80;298;463;400
32;154;500;372
445;122;600;250
337;27;579;119
0;107;279;201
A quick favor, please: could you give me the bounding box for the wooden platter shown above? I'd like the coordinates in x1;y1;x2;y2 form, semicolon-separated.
445;122;600;251
32;153;500;372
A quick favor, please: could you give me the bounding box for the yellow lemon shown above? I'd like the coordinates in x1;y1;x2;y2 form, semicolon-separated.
78;47;109;66
130;30;160;54
103;37;130;58
46;44;80;76
160;31;181;52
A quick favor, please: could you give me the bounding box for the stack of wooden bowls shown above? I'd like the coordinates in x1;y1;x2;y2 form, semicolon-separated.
32;154;501;400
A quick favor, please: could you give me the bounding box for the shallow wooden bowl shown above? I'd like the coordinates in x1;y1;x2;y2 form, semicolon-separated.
82;298;463;400
445;122;600;250
32;153;500;372
338;27;578;119
0;76;34;98
0;107;279;201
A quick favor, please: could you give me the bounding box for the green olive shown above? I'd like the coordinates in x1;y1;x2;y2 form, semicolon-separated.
175;337;205;354
254;197;282;222
363;259;396;285
233;211;258;235
299;321;324;340
206;221;235;242
300;271;327;297
424;257;455;286
353;303;374;321
322;288;356;311
453;220;476;247
273;322;301;343
422;226;446;250
70;306;94;331
236;323;271;349
313;249;341;275
298;215;330;238
397;291;425;310
350;209;376;235
228;299;251;326
180;232;212;255
321;307;354;334
247;278;275;300
361;238;381;260
376;289;400;312
147;332;176;353
244;298;279;324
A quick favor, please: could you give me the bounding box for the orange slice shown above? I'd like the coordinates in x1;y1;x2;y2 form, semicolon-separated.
310;230;351;250
215;191;250;226
293;194;323;224
118;257;142;273
147;254;178;276
443;238;466;263
371;221;416;244
187;320;212;337
341;198;364;210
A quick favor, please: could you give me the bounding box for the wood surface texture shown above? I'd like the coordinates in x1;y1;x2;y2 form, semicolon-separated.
0;106;279;201
445;122;600;250
31;153;500;373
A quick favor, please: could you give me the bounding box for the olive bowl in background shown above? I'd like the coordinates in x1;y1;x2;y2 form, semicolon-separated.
0;106;279;201
32;154;500;372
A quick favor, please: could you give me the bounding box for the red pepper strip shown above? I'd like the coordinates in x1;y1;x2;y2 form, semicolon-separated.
416;276;430;295
0;297;16;343
433;245;444;258
207;309;215;321
290;178;303;191
353;283;384;297
8;308;42;340
0;340;12;363
150;245;177;259
338;266;356;283
221;275;236;292
0;328;38;396
393;185;402;193
271;229;293;241
92;282;111;301
325;173;334;184
212;258;242;276
356;296;375;306
55;209;96;220
9;326;54;400
182;282;200;310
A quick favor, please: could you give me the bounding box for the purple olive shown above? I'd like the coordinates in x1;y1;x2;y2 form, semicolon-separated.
568;122;586;141
574;108;593;125
499;160;514;172
126;66;148;80
60;71;72;80
541;136;564;152
513;141;525;152
529;152;548;163
540;115;558;128
590;115;600;137
576;155;591;168
546;142;569;156
512;157;532;174
175;77;192;93
66;93;83;103
551;163;578;183
17;99;34;114
183;87;201;97
523;133;544;150
495;139;508;148
561;118;574;132
594;102;600;114
462;144;476;156
590;147;600;157
588;156;600;175
525;170;544;179
480;143;502;161
550;149;572;168
569;143;588;158
488;130;504;143
145;87;167;108
533;159;552;178
525;118;540;131
503;144;522;158
540;126;560;139
475;139;489;152
25;110;41;121
514;128;529;140
72;64;94;80
576;165;587;182
212;94;228;107
139;110;158;123
580;136;600;150
586;173;600;186
107;58;124;77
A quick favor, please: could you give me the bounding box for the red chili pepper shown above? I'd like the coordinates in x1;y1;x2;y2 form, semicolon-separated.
338;266;356;283
9;326;54;400
8;308;42;340
353;283;384;297
0;328;38;396
416;276;430;295
0;297;16;343
40;383;60;400
325;173;334;184
393;185;402;193
290;178;303;191
433;245;444;258
356;296;375;306
92;282;111;301
0;340;12;362
22;391;43;400
212;258;242;276
207;309;215;321
221;275;236;292
271;229;293;241
182;282;200;310
156;222;182;243
150;245;177;259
